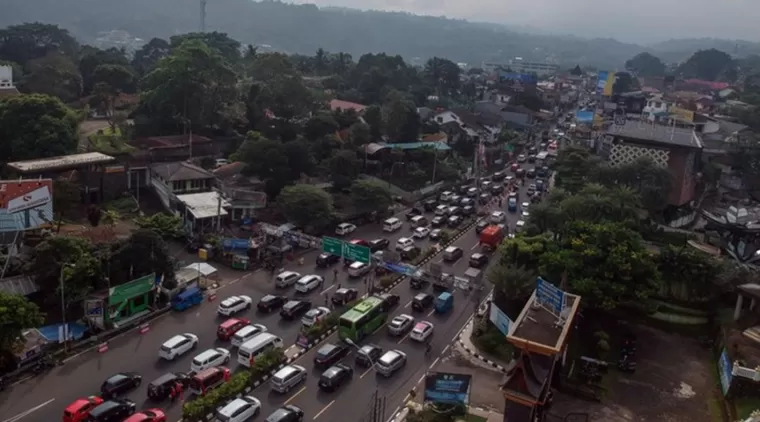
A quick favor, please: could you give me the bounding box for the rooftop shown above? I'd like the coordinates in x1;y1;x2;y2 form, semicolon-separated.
606;120;702;149
151;161;214;182
7;152;115;173
129;134;212;151
329;99;366;113
176;191;231;219
508;287;580;354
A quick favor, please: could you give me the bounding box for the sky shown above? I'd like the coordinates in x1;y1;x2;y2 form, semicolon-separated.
291;0;760;44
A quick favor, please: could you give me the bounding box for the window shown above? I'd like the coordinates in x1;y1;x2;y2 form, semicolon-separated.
172;181;183;191
190;179;205;190
655;102;662;108
131;294;146;309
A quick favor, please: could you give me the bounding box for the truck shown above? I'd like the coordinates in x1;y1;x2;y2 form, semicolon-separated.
453;267;483;291
480;225;505;252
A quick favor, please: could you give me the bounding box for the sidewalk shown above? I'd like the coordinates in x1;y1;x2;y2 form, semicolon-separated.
454;318;515;373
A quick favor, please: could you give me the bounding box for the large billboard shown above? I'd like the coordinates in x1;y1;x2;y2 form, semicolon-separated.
668;106;695;122
424;372;472;405
0;179;54;233
596;71;609;94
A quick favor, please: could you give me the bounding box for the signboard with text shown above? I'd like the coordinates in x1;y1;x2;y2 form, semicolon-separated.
536;277;565;315
0;179;54;232
321;237;371;264
424;372;471;405
489;303;513;336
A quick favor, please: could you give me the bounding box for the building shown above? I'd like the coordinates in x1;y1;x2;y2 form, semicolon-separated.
149;161;215;211
329;99;366;114
482;59;560;77
0;65;20;99
641;95;672;121
600;120;702;206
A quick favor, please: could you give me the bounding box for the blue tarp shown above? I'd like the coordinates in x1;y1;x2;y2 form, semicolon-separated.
39;323;87;342
575;111;594;123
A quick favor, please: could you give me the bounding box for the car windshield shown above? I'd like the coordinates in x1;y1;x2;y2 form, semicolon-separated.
317;345;336;357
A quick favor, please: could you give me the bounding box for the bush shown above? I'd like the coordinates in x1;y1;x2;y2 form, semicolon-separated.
471;323;514;362
438;230;453;245
304;312;340;337
379;275;398;288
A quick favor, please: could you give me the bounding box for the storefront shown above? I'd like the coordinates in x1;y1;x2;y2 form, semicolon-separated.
85;274;156;329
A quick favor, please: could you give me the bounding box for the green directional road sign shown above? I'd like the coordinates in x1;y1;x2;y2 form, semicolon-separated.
344;242;371;264
322;237;343;256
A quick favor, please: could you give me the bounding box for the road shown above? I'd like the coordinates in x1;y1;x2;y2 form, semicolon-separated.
0;160;540;422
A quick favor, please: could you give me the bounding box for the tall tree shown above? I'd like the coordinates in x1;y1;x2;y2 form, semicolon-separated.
350;180;392;214
0;23;79;65
677;49;734;81
382;91;420;142
277;184;334;232
0;293;44;358
131;38;170;76
328;149;360;190
232;131;292;198
424;57;461;97
625;52;666;77
78;46;130;95
169;32;242;66
22;53;83;102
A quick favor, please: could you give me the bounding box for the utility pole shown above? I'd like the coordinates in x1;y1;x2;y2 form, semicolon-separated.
200;0;207;32
216;190;223;232
431;150;438;184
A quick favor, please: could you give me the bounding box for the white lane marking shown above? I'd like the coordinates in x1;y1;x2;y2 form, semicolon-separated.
426;309;435;317
360;366;374;379
320;285;335;295
416;374;425;385
386;406;401;422
313;400;335;419
2;398;55;422
429;357;440;369
442;345;450;355
284;386;306;405
403;300;412;308
397;331;411;344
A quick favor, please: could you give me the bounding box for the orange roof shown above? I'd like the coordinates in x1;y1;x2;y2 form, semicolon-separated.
329;99;366;113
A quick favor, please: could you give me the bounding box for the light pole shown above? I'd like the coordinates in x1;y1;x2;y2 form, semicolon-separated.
345;338;378;371
60;263;75;351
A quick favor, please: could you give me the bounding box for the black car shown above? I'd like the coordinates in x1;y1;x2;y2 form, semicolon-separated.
462;205;475;216
369;238;390;252
431;216;446;227
528;146;538;155
469;253;489;268
266;405;305;422
355;344;383;367
527;155;536;163
447;215;463;228
479;193;491;204
280;300;311;319
400;245;421;261
316;253;340;268
536;166;549;178
423;200;438;212
405;208;422;221
378;293;400;310
147;372;191;401
314;343;350;367
429;229;443;240
258;294;288;313
475;220;490;234
492;171;505;181
332;288;359;305
318;363;354;392
88;399;136;422
412;293;434;311
460;197;474;207
527;168;536;179
516;168;526;179
490;185;504;195
410;274;430;289
531;192;542;203
100;372;142;399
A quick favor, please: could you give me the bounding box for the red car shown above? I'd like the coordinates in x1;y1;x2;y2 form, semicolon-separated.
217;317;250;340
63;396;104;422
123;409;166;422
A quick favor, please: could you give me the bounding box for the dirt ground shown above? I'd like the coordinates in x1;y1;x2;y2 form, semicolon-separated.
552;325;714;422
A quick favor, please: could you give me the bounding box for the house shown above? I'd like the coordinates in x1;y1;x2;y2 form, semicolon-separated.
150;161;215;211
641;95;672;121
432;110;497;145
700;119;755;191
0;65;20;99
213;162;267;221
329;99;366;114
473;101;535;130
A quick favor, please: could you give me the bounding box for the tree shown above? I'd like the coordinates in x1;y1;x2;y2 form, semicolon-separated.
248;53;298;82
0;293;44;358
283;140;316;180
350;180;391;214
253;75;314;121
348;122;371;145
233;132;291;198
656;245;720;303
0;94;79;163
22;53;82;102
363;105;383;140
611;72;637;95
92;64;135;123
277;184;334;231
624;52;666;77
677;49;734;81
328;150;360;190
169;32;241;66
0;23;79;65
109;229;175;288
511;90;545;112
593;156;671;214
52;180;80;231
78;46;130;95
424;57;461;97
382;91;420;142
134;213;184;239
570;65;583;76
304;112;339;141
131;38;170;76
552;146;599;194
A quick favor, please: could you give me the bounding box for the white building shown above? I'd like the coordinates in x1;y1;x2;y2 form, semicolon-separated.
641;95;672;121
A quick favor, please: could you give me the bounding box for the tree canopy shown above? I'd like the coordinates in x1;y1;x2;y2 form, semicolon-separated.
677;48;735;81
624;52;666;77
277;184;334;232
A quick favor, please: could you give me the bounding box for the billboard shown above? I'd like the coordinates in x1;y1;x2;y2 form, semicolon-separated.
575;111;595;123
489;303;514;336
718;348;732;396
603;72;616;96
668;106;695;122
499;72;537;84
424;372;471;405
0;179;54;233
596;71;609;94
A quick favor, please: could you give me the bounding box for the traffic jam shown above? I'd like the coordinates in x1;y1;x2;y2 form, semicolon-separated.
43;144;554;422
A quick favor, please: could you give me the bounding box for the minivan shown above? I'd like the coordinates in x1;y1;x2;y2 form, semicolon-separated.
237;333;284;367
409;215;428;228
347;261;370;278
376;350;407;377
230;324;268;348
271;365;307;393
383;217;402;232
439;191;454;202
275;271;301;288
189;367;231;396
434;205;449;216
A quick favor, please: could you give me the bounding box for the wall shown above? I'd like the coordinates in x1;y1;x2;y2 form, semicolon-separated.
667;149;697;206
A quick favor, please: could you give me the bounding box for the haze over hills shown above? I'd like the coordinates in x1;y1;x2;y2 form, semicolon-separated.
2;0;760;69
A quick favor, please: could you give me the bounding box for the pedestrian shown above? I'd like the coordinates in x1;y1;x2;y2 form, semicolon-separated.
169;383;177;401
498;199;502;207
324;295;329;306
333;268;339;282
175;381;183;401
409;388;416;400
319;277;324;289
337;283;341;290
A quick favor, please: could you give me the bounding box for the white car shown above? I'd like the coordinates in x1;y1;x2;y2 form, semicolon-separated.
294;275;323;293
521;202;530;210
275;271;301;288
413;227;430;239
158;333;199;361
216;396;262;422
522;211;530;218
302;307;331;327
410;321;434;342
230;324;268;348
490;211;506;223
395;237;414;251
217;295;253;316
516;220;526;229
388;314;414;336
190;347;231;373
335;223;357;236
347;261;370;278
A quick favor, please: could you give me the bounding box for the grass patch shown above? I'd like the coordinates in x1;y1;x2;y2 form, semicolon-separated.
105;197;138;214
734;396;760;419
88;129;136;155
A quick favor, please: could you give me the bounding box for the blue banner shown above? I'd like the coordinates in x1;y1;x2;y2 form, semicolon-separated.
499;72;537;84
575;111;594;123
381;262;417;276
424;372;471;405
536;277;565;314
596;71;609;94
222;238;250;250
718;348;732;395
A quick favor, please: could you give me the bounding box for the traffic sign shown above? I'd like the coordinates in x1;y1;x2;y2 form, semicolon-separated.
344;242;371;264
536;277;565;314
322;237;343;256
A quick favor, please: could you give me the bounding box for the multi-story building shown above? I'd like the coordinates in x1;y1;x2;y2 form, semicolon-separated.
482;59;560;77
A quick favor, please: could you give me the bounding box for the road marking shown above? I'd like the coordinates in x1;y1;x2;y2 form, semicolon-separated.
397;332;411;344
429;357;440;369
426;309;435;317
313;400;335;419
417;374;425;385
403;300;412;308
470;243;479;250
361;366;374;379
284;386;306;405
386;407;401;422
2;398;55;422
320;285;335;295
442;345;450;355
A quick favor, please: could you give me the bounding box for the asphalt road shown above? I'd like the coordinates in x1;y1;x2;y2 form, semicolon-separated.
0;160;540;422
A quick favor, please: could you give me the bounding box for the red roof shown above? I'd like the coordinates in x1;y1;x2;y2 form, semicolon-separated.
329;99;366;113
684;79;730;91
0;179;53;208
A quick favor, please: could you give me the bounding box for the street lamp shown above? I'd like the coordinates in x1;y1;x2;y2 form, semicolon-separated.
344;338;378;372
60;263;75;351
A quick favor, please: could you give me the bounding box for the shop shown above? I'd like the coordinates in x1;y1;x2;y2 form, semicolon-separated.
84;274;156;330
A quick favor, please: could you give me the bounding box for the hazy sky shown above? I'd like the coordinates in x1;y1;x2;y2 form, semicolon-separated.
293;0;760;44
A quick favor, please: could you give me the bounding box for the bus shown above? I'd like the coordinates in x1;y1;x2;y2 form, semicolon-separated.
338;296;388;343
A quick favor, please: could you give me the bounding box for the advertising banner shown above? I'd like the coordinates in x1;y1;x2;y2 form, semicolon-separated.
596;71;609;94
718;348;732;395
603;72;616;96
575;111;595;123
0;179;54;232
489;303;514;336
424;372;471;405
536;277;566;314
668;106;695;122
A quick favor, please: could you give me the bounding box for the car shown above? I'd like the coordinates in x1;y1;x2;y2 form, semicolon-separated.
332;288;359;305
510;163;519;172
302;306;330;327
522;211;530;219
447;215;463;228
314;343;350;367
490;211;506;224
216;396;262;422
100;372;142;399
450;195;462;205
517;154;526;163
280;300;311;319
158;333;199;360
147;372;191;401
63;396;105;422
190;348;230;372
257;295;287;313
316;253;340;268
434;204;449;216
274;271;301;288
217;317;250;341
124;409;167;422
469;253;489;268
217;295;252;316
265;405;304;422
490;185;504;195
413;227;430;239
526;185;536;196
376;350;407;377
481;181;492;191
410;321;434;342
527;168;536;179
318;363;354;392
88;399;137;421
479;193;491;204
466;187;479;197
475;220;489;234
294;274;323;293
431;216;446;227
423;199;438;212
516;220;526;230
347;261;371;278
230;324;268;348
429;228;443;240
395;237;414;251
516;168;526;178
369;238;390;252
439;191;454;202
412;293;434;311
400;245;421;260
531;192;542;203
388;314;415;335
335;223;357;236
521;202;530;210
492;171;505;181
460;197;474;207
447;206;462;216
378;293;400;310
355;344;383;367
527;155;536;163
405;207;423;220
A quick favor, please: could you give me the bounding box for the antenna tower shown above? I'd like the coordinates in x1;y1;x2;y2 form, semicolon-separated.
200;0;207;32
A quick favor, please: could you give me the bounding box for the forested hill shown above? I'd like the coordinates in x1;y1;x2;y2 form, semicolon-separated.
2;0;758;68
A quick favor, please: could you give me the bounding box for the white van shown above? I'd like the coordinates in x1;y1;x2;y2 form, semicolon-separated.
271;365;307;393
383;217;402;232
348;261;370;278
230;324;268;348
409;215;428;228
275;271;301;288
439;191;454;202
237;333;284;367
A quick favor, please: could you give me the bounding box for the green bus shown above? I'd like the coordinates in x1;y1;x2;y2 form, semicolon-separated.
338;296;388;343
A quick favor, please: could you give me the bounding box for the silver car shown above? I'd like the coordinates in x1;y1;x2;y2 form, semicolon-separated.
388;314;414;336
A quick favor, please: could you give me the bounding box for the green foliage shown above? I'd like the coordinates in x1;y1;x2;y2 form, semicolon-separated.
379;275;397;288
233;131;292;198
23;53;83;102
328;150;360;191
471;322;514;362
0;23;79;66
350;180;392;214
134;213;184;239
110;229;176;288
676;48;735;82
131;38;170;76
277;184;334;232
655;245;721;303
0;292;45;356
625;52;666;77
382;91;420;141
79;46;130;95
304;313;340;337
